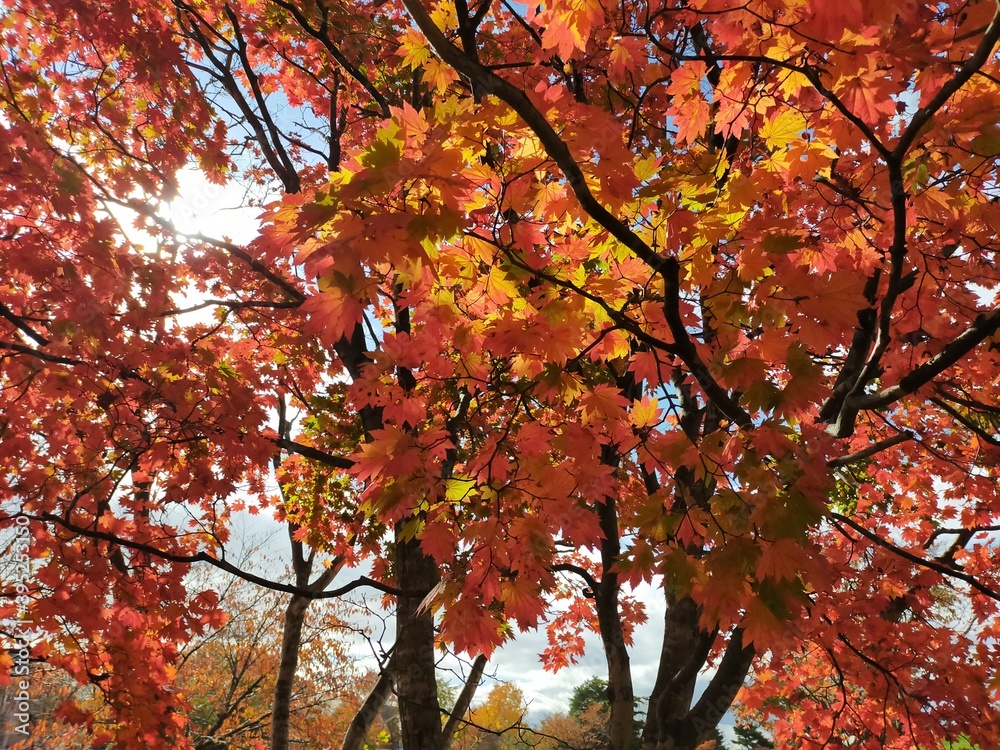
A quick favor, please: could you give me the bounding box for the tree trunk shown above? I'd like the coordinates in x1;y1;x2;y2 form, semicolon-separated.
342;660;395;750
597;593;635;750
640;386;742;750
643;626;754;750
442;654;488;750
641;594;707;748
686;629;754;733
381;702;402;750
594;371;638;750
270;594;309;750
594;481;635;750
395;534;443;750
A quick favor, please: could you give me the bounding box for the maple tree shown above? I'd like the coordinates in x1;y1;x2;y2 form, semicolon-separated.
4;0;1000;749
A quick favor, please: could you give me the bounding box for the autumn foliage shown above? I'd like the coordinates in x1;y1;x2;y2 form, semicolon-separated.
4;0;1000;748
1;568;362;749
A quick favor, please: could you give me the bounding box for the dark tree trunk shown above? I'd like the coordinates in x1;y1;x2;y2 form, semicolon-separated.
395;534;444;750
596;586;635;750
640;593;714;750
637;376;754;750
442;654;488;750
642;626;754;750
594;474;636;750
270;594;309;750
593;368;641;750
342;660;395;750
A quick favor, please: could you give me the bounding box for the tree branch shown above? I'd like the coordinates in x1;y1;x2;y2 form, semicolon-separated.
442;654;488;750
268;0;391;118
400;0;751;428
552;563;600;594
857;307;1000;411
276;437;354;470
161;298;302;316
830;512;1000;603
32;511;400;600
931;396;1000;447
893;3;1000;161
681;627;754;742
0;301;49;345
123;202;307;303
341;657;396;750
0;341;84;366
826;431;914;468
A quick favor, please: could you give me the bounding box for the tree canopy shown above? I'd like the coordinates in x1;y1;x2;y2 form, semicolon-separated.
3;0;1000;749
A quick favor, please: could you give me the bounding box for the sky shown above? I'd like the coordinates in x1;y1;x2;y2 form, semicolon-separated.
158;167;729;725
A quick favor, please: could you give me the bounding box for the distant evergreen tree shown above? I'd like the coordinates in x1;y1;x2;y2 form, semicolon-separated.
731;721;774;749
569;677;612;717
567;678;645;749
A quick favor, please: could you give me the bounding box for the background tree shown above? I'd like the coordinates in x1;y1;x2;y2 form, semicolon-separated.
729;722;773;750
0;666;90;750
568;678;612;721
534;677;645;750
535;683;610;750
175;563;363;749
1;558;367;750
451;682;530;750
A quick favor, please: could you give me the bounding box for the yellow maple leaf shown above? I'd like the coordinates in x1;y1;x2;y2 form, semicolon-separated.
630;396;661;429
760;109;808;150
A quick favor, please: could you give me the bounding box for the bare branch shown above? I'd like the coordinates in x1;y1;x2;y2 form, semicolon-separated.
931;396;1000;447
442;654;488;750
0;301;49;345
341;657;396;750
161;298;301;316
31;511;400;600
0;341;84;366
552;563;600;595
827;431;915;468
277;437;354;470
